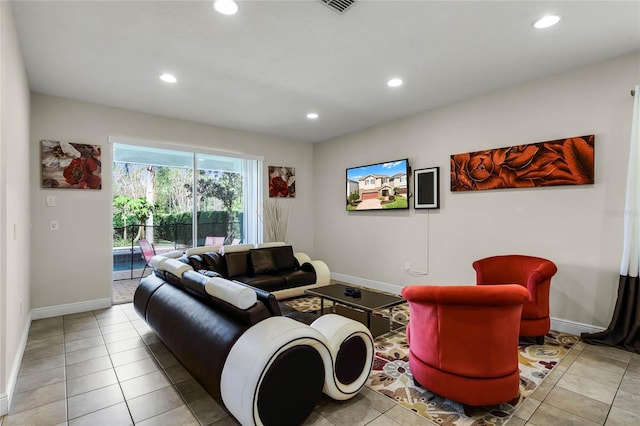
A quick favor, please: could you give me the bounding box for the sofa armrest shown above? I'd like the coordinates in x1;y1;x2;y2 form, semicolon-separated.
220;316;331;426
310;314;374;400
294;252;312;266
220;314;373;424
293;253;330;286
302;260;330;286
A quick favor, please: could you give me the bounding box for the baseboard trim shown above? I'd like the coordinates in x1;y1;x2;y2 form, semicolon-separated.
1;312;31;416
0;392;8;417
550;317;605;336
331;273;404;295
31;298;112;320
332;273;606;337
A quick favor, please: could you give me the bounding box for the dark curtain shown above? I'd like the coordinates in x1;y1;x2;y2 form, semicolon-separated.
581;275;640;354
584;87;640;354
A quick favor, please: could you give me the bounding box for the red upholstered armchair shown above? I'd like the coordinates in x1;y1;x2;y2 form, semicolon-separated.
401;284;529;406
473;255;557;344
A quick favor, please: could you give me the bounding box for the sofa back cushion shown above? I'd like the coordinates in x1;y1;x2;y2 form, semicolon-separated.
187;254;205;271
226;251;251;278
250;249;278;274
181;270;267;326
202;252;228;276
181;270;209;299
270;245;298;271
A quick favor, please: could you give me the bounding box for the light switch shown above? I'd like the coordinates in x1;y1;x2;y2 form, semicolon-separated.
50;220;59;231
46;195;56;207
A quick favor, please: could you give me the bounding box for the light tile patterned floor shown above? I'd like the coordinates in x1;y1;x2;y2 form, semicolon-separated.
2;303;640;425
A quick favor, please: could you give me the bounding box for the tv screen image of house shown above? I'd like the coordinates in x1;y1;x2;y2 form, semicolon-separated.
346;159;410;211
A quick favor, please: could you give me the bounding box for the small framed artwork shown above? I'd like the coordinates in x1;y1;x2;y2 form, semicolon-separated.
268;166;295;197
414;167;440;209
41;140;102;189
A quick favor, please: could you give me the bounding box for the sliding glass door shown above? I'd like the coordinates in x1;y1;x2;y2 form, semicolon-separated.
112;142;262;254
195;153;244;246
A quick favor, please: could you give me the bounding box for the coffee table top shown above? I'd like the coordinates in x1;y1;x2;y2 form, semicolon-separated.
305;283;405;312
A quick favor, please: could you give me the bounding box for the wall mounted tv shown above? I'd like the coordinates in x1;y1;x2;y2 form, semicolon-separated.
346;159;410;211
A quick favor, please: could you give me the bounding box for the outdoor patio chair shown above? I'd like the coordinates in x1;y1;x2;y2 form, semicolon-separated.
205;236;225;247
138;239;156;282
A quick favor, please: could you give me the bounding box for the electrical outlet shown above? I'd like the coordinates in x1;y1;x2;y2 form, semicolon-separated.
50;220;60;231
405;262;411;271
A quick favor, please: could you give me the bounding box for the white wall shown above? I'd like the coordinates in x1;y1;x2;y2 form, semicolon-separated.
1;2;32;415
29;94;313;312
313;52;640;330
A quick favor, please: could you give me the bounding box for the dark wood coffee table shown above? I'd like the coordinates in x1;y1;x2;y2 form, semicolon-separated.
305;283;406;337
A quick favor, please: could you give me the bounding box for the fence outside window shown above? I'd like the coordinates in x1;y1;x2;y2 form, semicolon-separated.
113;217;243;279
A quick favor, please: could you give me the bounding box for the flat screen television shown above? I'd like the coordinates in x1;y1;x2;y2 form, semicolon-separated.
346;159;410;211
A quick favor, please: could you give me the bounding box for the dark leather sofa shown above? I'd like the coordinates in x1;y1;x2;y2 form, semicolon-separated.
178;243;330;299
134;257;373;426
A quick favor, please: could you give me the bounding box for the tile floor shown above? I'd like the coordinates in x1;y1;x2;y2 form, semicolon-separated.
1;303;639;426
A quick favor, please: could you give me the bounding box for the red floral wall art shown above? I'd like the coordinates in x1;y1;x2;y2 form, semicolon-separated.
41;140;102;189
268;166;295;197
450;135;594;191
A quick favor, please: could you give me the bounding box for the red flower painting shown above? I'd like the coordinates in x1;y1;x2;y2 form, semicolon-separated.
63;157;102;189
268;166;295;197
450;135;594;191
41;140;102;189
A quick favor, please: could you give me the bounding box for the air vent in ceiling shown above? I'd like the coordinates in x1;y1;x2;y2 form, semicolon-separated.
320;0;357;14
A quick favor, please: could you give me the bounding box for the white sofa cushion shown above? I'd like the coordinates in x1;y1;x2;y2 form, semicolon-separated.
161;258;193;277
149;255;167;268
205;277;257;309
222;243;255;254
162;250;186;258
186;246;219;256
257;242;286;248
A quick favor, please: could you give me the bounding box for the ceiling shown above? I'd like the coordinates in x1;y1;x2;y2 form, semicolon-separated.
11;1;640;143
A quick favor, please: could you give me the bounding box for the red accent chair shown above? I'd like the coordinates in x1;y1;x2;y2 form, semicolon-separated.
401;284;529;406
473;255;557;344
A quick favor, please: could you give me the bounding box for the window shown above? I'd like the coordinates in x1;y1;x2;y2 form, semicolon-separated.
112;140;262;248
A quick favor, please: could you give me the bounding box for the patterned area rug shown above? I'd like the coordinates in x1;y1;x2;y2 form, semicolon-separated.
282;294;578;426
370;329;578;425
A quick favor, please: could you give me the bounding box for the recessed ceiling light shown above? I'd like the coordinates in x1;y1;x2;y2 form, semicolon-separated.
213;0;238;15
533;15;561;29
307;113;319;119
387;78;403;88
159;73;177;83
